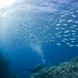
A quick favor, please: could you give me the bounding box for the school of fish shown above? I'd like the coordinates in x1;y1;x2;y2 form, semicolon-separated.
0;0;78;48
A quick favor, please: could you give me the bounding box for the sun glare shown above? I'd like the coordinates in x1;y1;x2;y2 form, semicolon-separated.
0;0;14;8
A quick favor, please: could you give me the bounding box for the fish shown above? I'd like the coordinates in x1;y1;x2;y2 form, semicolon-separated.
56;43;61;46
53;8;78;47
71;14;77;18
1;3;78;48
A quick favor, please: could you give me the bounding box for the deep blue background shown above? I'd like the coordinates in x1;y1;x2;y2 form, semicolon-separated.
1;42;78;75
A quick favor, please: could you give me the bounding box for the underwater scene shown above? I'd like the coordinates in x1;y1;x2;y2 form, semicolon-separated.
0;0;78;78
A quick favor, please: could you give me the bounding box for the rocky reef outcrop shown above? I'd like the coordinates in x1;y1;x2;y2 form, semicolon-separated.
0;53;10;78
0;53;21;78
31;57;78;78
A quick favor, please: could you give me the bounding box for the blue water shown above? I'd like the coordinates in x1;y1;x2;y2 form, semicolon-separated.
1;41;78;76
0;0;78;78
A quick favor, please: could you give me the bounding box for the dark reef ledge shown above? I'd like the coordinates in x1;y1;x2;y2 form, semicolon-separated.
31;57;78;78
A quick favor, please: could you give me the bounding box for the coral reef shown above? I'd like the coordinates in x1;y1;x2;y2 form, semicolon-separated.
31;57;78;78
0;52;78;78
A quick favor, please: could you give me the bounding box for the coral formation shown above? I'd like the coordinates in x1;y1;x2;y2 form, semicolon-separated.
31;57;78;78
0;52;78;78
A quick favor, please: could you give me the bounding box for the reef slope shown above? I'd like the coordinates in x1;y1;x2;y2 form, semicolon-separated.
31;57;78;78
